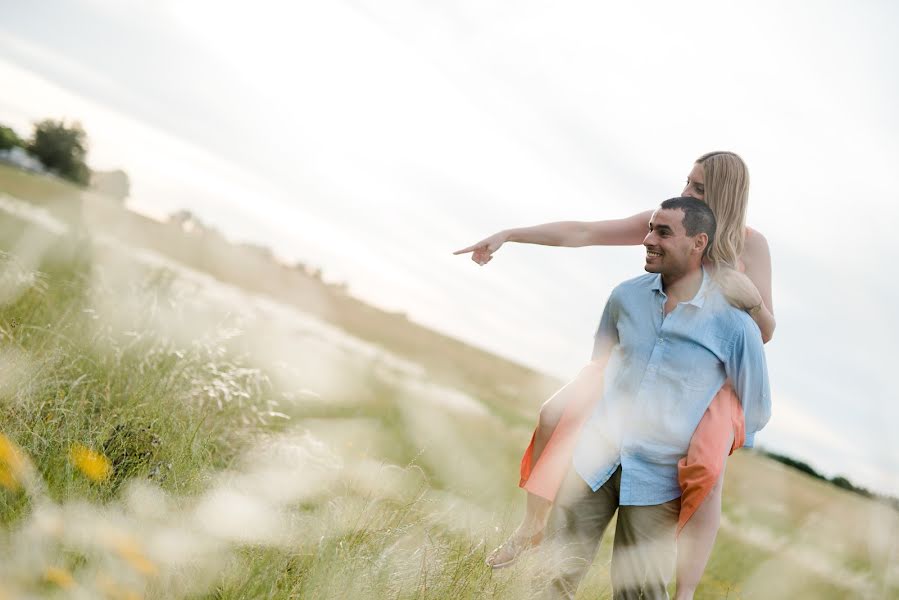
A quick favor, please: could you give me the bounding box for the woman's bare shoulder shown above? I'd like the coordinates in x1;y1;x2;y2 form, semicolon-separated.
742;226;771;266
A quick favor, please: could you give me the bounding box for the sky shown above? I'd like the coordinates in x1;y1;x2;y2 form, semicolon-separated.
0;0;897;496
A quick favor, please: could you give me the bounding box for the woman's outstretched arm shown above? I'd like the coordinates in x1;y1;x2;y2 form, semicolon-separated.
453;210;653;265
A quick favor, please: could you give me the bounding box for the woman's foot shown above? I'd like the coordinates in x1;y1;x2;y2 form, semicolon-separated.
485;527;544;569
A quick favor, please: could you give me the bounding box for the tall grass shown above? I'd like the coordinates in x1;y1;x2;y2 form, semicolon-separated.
0;221;280;596
0;192;897;599
0;211;535;599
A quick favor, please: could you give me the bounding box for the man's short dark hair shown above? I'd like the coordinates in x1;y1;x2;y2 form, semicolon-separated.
660;196;716;255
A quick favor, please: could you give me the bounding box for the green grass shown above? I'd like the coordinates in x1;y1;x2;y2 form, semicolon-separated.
1;168;897;599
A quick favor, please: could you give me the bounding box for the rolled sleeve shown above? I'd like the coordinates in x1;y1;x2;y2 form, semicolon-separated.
726;321;771;446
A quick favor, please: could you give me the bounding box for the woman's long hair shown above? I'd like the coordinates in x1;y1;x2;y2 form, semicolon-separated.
697;151;749;268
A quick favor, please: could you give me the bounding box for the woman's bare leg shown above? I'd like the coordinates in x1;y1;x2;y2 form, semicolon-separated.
673;439;731;599
487;362;602;567
486;393;564;566
516;408;559;532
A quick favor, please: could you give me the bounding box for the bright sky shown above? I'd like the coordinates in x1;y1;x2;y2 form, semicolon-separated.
1;0;897;495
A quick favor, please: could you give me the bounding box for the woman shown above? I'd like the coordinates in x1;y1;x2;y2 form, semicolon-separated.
454;151;774;599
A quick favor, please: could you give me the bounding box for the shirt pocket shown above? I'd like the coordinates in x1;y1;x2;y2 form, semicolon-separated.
686;360;723;392
659;347;722;392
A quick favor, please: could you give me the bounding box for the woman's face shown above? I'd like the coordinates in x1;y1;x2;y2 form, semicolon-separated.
682;162;706;201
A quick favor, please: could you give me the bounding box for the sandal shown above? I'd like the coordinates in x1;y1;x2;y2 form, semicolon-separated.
485;529;544;569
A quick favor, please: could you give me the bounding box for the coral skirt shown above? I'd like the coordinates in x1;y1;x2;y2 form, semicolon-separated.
519;380;745;535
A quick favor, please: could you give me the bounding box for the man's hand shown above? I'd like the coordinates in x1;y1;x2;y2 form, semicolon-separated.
715;267;763;311
453;231;508;266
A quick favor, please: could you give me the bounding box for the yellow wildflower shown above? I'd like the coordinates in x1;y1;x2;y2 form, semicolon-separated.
44;566;76;589
95;572;143;599
112;537;158;576
0;465;18;491
0;434;25;470
0;433;28;490
69;444;112;482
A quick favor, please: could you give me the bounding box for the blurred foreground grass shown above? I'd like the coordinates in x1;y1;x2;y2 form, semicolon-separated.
0;168;897;599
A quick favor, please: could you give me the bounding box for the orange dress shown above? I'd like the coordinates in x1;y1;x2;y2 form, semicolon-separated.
519;244;755;535
519;384;744;535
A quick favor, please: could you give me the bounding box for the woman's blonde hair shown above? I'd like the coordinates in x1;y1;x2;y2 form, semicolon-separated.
696;151;749;267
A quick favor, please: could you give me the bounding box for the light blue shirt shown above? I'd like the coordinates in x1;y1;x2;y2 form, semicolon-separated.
573;269;771;505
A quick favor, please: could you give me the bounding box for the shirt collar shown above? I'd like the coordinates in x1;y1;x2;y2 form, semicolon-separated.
651;267;710;308
686;267;710;308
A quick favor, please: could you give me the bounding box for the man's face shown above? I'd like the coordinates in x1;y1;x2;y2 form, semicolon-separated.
643;208;705;276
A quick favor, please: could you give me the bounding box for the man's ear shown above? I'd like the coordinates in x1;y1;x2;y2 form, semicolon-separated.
693;233;709;255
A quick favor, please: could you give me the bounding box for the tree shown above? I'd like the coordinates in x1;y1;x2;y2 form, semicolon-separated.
0;124;23;151
27;119;91;185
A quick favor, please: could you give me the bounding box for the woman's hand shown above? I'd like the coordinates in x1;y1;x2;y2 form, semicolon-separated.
452;211;654;265
453;231;508;266
715;267;763;311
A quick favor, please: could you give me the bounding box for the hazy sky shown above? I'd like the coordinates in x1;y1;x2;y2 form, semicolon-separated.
1;0;897;495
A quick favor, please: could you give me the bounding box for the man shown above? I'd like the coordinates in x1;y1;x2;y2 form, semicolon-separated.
542;197;771;600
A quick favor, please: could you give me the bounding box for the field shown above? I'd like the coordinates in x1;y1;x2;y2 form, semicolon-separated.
0;164;897;599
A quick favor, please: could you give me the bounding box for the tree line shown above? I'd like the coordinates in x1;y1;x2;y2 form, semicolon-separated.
760;449;899;511
0;119;91;185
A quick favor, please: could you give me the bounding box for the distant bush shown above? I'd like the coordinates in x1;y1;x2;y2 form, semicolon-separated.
829;475;873;498
26;119;91;186
760;449;889;505
0;125;23;151
761;450;823;480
